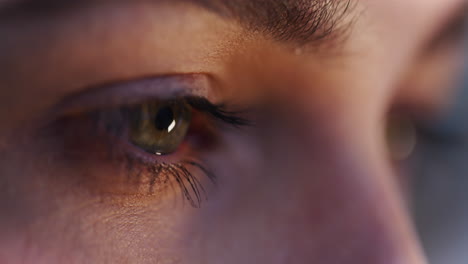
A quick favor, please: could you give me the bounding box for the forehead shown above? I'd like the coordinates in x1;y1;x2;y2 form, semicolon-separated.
2;0;463;34
1;0;352;48
0;0;463;60
1;0;464;54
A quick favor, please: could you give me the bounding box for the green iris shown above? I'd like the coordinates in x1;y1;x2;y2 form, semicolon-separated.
128;99;192;155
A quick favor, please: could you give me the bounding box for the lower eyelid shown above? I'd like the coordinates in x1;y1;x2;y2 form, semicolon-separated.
106;116;216;207
123;158;214;207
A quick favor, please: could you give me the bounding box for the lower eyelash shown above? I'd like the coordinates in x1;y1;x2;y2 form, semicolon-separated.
102;121;217;208
123;153;216;208
169;162;207;208
46;111;217;208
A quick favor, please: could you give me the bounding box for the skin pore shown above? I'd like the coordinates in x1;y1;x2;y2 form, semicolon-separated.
0;0;467;263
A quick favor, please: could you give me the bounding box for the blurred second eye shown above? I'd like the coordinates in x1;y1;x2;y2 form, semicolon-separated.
386;114;417;161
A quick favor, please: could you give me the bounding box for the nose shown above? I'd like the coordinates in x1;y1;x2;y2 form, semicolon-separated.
262;113;428;264
193;84;428;264
249;75;428;263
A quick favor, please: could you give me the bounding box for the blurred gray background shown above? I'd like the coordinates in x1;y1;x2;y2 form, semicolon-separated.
413;42;468;264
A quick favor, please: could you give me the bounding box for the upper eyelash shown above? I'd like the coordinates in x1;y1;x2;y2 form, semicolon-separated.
186;96;253;127
99;96;251;137
43;84;249;208
97;96;249;207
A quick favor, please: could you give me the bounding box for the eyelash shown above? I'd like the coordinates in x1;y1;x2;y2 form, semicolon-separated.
186;97;252;127
79;96;249;208
123;156;216;208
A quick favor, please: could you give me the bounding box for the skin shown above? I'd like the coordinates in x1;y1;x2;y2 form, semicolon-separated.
0;0;467;263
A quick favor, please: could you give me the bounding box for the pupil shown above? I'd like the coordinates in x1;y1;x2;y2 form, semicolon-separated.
154;106;174;131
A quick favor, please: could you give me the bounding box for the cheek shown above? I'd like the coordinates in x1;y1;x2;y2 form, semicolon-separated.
0;138;190;263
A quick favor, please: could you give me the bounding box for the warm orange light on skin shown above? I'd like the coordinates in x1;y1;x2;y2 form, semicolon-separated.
0;0;466;263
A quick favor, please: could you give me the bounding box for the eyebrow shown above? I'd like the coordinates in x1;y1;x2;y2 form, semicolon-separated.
191;0;354;45
1;0;354;46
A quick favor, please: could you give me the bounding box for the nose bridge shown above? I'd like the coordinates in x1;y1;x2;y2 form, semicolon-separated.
257;77;427;263
277;139;426;264
211;58;428;263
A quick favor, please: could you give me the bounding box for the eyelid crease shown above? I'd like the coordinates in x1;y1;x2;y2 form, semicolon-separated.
45;74;211;123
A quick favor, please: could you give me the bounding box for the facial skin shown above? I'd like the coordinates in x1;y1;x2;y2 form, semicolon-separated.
0;0;467;263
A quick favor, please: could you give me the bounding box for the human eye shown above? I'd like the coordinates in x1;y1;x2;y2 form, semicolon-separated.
385;8;468;165
42;75;250;208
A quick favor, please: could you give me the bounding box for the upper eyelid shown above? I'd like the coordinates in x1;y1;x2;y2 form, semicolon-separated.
45;74;212;122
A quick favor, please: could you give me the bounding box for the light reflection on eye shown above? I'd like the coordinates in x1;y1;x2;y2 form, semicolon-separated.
47;77;251;206
126;99;192;156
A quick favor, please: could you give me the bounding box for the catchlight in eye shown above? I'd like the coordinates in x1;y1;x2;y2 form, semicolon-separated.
127;99;192;155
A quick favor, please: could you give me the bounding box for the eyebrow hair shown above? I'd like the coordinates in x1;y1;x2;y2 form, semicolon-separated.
193;0;354;45
1;0;354;46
